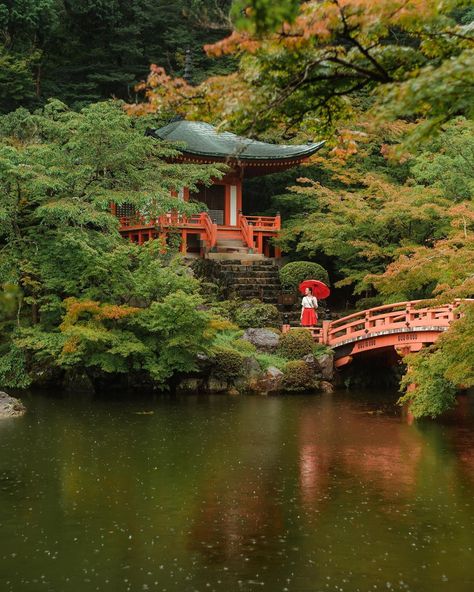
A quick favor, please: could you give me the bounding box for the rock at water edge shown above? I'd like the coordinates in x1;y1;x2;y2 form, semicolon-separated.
315;353;334;381
0;391;26;418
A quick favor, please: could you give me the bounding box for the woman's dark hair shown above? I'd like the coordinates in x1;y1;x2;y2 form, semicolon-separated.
307;287;313;294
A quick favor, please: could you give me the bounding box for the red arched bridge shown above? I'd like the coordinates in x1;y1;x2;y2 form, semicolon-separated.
287;299;471;369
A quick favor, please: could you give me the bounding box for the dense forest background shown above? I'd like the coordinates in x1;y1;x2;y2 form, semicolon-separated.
0;0;234;111
0;0;473;417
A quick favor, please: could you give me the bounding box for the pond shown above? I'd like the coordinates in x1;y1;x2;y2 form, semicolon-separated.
0;391;473;592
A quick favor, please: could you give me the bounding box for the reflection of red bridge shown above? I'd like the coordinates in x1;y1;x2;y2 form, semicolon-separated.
303;300;471;368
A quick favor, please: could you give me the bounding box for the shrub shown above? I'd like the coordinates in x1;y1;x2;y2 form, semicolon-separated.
281;360;317;391
279;261;329;291
234;299;281;329
209;299;241;322
210;346;246;379
277;329;314;360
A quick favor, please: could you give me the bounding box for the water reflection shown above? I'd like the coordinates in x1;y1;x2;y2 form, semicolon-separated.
0;392;473;591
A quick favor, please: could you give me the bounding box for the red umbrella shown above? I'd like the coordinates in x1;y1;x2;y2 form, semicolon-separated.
298;279;330;299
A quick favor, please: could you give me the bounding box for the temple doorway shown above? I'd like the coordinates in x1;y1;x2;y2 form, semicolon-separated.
190;184;226;225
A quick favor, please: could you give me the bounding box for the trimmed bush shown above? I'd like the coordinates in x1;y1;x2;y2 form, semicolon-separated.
210;346;246;379
281;360;317;391
277;329;315;360
279;261;329;291
234;299;281;329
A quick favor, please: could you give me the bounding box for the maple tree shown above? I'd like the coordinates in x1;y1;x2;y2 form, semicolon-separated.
132;0;473;142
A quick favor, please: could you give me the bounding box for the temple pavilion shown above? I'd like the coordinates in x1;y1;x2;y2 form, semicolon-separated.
113;120;324;258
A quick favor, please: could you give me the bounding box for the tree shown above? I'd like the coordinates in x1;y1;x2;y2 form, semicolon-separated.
0;0;234;111
399;303;474;419
133;1;472;138
0;100;222;388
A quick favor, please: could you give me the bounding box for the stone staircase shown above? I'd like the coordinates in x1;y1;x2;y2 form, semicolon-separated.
216;259;281;304
193;258;330;325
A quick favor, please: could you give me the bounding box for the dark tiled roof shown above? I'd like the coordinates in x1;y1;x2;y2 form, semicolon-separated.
152;120;325;161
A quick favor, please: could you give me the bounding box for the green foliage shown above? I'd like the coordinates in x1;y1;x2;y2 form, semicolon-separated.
210;345;246;379
409;118;474;201
0;343;31;389
0;0;234;111
399;349;457;419
380;49;474;143
212;330;257;354
231;0;300;35
254;352;287;371
211;298;281;329
0;100;220;389
279;261;329;291
205;0;473;142
277;329;314;360
233;299;281;329
0;47;37;112
278;133;460;297
281;360;316;392
313;343;333;357
399;303;474;418
208;299;241;322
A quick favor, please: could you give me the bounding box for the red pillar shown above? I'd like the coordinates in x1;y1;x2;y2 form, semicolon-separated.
237;180;243;214
180;230;187;254
224;184;231;226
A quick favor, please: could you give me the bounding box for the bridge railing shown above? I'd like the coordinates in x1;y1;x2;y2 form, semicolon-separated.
326;300;466;347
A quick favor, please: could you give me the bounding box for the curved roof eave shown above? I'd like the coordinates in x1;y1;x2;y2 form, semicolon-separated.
152;120;326;161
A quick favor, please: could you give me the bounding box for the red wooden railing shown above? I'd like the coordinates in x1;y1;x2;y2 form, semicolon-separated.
243;214;281;230
116;207;281;255
119;212;202;229
239;214;255;249
325;300;467;347
200;212;218;249
286;300;472;350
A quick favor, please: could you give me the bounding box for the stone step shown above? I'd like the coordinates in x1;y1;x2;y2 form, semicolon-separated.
219;268;279;274
206;252;265;261
229;278;281;292
219;266;278;273
215;247;250;253
216;240;247;246
235;290;281;298
222;273;279;281
217;259;275;267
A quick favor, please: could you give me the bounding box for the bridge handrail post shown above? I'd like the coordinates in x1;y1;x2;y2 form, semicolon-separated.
322;321;331;345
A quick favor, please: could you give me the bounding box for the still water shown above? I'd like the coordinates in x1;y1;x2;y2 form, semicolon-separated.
0;391;473;592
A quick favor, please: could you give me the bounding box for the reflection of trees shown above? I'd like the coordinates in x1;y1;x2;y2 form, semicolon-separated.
5;394;474;590
187;397;290;564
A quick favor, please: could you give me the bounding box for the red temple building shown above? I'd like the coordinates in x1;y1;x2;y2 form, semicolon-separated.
113;121;324;259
